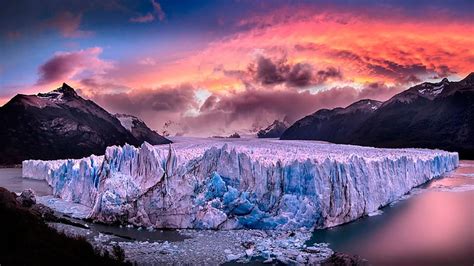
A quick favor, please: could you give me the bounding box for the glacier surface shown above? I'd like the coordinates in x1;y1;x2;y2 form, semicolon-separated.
22;137;458;230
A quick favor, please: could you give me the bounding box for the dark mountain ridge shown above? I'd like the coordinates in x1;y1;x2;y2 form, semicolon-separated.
0;83;170;165
114;114;171;145
257;120;289;138
280;99;382;143
281;73;474;159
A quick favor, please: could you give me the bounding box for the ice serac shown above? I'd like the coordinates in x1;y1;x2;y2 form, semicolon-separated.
22;138;459;230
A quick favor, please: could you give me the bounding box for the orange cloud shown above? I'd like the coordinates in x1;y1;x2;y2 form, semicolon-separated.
114;6;473;94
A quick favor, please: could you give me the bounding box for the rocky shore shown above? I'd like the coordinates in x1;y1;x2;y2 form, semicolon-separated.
1;186;368;265
52;223;337;265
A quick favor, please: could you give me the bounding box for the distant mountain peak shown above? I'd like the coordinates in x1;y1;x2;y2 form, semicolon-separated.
0;83;171;164
343;99;382;113
37;83;78;102
115;113;143;131
114;113;171;145
56;83;78;97
384;76;455;106
281;73;474;159
257;119;289;138
461;72;474;83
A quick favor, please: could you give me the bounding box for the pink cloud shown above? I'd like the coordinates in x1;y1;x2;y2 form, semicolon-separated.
121;4;473;92
138;57;157;66
37;47;113;85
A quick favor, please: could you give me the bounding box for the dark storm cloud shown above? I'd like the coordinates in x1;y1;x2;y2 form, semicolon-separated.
246;55;342;88
192;82;403;130
433;65;456;79
294;42;459;84
316;67;343;83
37;58;72;85
91;83;198;115
366;60;431;83
287;63;314;87
83;79;403;136
250;56;289;85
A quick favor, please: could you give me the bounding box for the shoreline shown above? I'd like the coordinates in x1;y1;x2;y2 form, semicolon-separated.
50;219;368;265
0;185;367;265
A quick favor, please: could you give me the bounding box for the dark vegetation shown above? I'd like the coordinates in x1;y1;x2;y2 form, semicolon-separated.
0;187;130;265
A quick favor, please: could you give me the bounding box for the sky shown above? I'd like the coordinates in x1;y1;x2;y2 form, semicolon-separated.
1;0;473;136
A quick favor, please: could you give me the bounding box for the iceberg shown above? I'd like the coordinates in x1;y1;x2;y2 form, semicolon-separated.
22;137;458;230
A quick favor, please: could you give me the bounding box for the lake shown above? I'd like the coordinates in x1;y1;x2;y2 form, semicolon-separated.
0;168;51;196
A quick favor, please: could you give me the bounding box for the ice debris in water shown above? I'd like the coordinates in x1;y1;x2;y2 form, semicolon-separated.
22;137;458;230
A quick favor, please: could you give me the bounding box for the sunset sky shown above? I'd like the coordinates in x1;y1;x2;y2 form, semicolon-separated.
1;0;473;136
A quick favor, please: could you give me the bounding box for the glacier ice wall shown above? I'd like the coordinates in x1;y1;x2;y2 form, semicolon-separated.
22;138;459;230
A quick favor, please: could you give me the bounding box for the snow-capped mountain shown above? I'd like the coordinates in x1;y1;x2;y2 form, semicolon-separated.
382;77;451;105
114;114;171;145
257;120;289;138
0;83;170;164
280;99;382;143
282;73;474;159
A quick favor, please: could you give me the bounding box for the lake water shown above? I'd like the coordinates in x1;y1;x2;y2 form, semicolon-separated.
0;162;473;265
309;160;474;265
0;168;51;196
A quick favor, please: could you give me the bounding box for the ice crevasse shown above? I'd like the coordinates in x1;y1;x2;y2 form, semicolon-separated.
22;138;459;230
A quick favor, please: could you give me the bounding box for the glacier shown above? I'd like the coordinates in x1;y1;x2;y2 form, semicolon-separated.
22;137;458;230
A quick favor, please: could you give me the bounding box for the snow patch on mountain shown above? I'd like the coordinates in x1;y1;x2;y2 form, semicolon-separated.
37;91;64;102
257;120;289;138
418;84;444;97
115;114;136;131
23;138;458;230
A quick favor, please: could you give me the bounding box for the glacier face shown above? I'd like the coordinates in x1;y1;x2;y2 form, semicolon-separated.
22;137;459;230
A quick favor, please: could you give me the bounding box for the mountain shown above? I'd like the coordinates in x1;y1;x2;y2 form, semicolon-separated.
0;83;170;165
281;73;474;159
114;114;171;145
257;120;289;138
280;99;382;142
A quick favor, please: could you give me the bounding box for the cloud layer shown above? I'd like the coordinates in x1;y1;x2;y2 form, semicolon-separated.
2;1;472;136
37;48;112;85
87;80;402;136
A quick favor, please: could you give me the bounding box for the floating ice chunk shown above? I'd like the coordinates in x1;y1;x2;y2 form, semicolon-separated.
37;195;92;219
368;209;384;216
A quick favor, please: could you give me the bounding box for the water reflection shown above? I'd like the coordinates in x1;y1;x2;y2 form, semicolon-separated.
310;161;474;265
0;168;52;196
